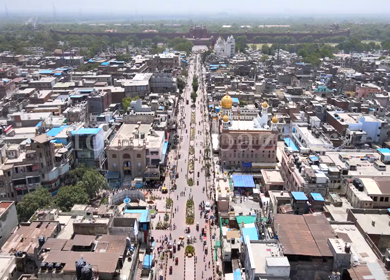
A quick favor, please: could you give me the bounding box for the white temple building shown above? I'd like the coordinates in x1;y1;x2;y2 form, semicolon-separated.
214;36;236;58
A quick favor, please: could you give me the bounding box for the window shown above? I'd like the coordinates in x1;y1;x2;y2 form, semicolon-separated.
380;197;384;202
385;197;389;202
112;154;117;158
373;196;378;201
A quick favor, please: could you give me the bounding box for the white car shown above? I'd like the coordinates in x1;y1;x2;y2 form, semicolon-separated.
205;202;211;213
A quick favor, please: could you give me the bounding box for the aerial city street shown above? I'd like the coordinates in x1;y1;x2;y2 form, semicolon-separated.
1;2;390;280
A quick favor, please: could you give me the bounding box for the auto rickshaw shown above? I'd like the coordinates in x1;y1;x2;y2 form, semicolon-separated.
196;222;199;231
162;187;168;194
169;251;173;259
187;235;191;244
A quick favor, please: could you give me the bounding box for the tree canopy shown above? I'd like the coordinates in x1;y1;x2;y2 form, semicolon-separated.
55;185;89;211
66;165;107;198
122;96;139;111
17;187;52;222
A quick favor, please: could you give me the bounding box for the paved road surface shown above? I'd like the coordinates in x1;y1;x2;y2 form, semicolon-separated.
150;54;215;280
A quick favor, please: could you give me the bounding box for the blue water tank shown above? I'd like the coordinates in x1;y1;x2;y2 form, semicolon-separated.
81;264;93;280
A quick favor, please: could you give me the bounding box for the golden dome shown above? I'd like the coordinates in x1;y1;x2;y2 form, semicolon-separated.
222;115;229;122
262;101;268;108
221;94;233;109
272;116;278;123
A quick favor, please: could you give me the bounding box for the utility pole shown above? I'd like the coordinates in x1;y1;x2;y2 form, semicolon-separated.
52;3;56;18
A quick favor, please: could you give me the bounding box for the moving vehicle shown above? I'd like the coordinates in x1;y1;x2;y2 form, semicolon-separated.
205;202;211;213
162;187;168;194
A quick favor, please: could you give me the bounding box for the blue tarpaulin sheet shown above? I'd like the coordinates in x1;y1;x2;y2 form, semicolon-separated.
242;227;259;243
232;98;239;104
72;127;101;135
284;137;298;152
232;175;255;188
101;62;109;66
162;141;168;156
142;254;153;269
35;121;42;127
292;192;308;201
233;269;241;280
39;70;53;74
309;155;319;162
47;125;69;137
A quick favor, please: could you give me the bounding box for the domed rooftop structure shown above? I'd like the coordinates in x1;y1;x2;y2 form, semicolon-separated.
221;94;233;109
222;115;229;122
272;116;278;123
262;101;268;108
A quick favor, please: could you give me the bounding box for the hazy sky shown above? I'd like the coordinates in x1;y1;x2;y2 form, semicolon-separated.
5;0;390;15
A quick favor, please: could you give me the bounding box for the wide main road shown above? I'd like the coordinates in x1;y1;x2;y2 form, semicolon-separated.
151;52;214;280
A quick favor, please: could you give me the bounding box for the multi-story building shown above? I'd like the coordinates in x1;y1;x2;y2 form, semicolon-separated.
122;73;153;98
0;201;18;248
146;54;181;71
88;89;112;116
214;36;236;58
150;72;177;93
106;123;165;184
30;134;69;195
72;126;105;169
218;94;278;170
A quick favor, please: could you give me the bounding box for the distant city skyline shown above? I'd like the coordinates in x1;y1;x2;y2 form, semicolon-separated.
2;0;390;16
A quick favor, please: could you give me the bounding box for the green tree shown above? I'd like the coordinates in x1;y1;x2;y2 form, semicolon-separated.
191;92;198;102
55;185;89;211
76;169;107;198
17;187;52;222
261;44;270;55
235;35;248;52
177;78;185;93
66;166;107;198
251;44;257;51
192;76;199;92
260;54;269;62
122;96;139;111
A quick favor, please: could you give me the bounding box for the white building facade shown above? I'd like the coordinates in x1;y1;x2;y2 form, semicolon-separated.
214;36;236;58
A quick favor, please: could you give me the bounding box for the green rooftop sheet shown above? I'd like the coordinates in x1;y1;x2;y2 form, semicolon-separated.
236;216;256;224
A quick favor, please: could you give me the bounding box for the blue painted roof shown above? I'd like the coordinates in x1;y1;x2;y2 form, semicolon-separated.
47;125;69;137
35;121;42;128
39;70;53;74
70;95;83;98
291;191;308;201
284;137;298;152
72;127;101;135
232;98;239;103
101;62;109;66
311;192;324;202
159;106;164;110
54;73;62;76
124;209;150;223
233;269;241;280
232;175;255;188
378;148;390;154
88;59;94;62
242;227;259;242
